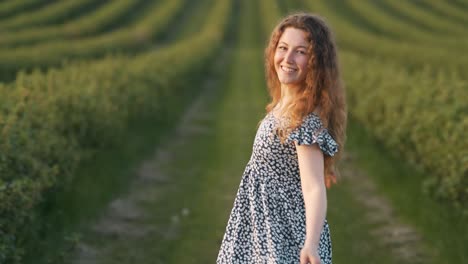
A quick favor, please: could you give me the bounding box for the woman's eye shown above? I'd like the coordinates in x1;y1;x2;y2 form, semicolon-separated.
297;50;306;55
278;46;287;51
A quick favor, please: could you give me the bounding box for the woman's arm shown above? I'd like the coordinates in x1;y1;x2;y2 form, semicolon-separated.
295;142;327;263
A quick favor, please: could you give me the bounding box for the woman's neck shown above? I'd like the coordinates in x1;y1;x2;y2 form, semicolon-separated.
280;84;295;100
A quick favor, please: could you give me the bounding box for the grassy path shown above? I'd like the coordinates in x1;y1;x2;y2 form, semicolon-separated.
71;52;234;263
328;150;429;263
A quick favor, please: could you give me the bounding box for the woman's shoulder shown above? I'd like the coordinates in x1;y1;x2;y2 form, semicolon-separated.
304;109;324;128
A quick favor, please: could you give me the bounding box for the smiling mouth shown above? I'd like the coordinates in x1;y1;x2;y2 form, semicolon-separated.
280;65;297;73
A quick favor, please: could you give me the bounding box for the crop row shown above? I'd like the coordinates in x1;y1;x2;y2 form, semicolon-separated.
345;0;468;49
258;0;282;40
342;51;467;209
297;0;467;208
381;0;466;36
306;0;467;76
0;0;185;81
0;0;141;48
0;0;99;32
0;0;232;262
0;0;49;20
419;0;468;25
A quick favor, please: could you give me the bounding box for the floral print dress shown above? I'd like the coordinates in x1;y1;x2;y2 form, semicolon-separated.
217;111;339;264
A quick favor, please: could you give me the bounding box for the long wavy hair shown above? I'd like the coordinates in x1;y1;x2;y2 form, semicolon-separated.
264;13;347;186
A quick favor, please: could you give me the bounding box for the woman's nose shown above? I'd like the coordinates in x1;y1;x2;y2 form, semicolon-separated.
284;51;294;63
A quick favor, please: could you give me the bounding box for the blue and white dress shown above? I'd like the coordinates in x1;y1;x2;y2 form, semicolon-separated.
217;111;338;264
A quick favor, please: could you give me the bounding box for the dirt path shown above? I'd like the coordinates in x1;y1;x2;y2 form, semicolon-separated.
339;152;430;263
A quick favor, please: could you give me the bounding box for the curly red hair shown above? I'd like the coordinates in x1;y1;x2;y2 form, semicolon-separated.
264;13;347;186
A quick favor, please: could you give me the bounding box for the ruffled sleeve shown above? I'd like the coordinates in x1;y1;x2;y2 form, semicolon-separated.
287;113;339;156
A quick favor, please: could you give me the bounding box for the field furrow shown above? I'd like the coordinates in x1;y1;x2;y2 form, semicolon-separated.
381;0;467;36
0;0;101;31
0;0;186;81
0;0;146;48
0;0;51;20
344;0;468;48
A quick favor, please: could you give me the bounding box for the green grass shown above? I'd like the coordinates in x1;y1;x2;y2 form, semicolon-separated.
163;0;214;42
164;0;268;262
23;106;188;264
327;173;400;264
346;117;468;264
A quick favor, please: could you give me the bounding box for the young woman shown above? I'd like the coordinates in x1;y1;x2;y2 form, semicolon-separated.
217;13;346;264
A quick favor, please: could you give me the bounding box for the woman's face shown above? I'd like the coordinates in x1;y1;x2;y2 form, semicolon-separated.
274;27;311;90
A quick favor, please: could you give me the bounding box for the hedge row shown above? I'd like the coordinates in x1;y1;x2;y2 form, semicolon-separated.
0;0;232;261
258;0;282;39
0;0;99;32
0;0;185;81
381;0;466;36
300;0;467;209
0;0;49;20
0;0;141;48
345;0;468;49
342;51;467;209
421;0;468;25
307;0;467;76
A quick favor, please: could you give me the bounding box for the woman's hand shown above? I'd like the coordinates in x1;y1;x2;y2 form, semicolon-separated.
300;243;322;264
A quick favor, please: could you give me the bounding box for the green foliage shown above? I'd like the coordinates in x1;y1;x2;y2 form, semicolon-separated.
0;0;97;31
258;0;282;41
381;0;466;36
0;0;232;261
421;0;468;25
308;0;467;77
0;0;49;20
0;0;186;81
301;0;467;210
345;0;468;49
0;0;140;48
342;52;468;209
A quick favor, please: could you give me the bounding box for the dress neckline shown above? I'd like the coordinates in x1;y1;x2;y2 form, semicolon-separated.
267;111;287;121
266;111;319;121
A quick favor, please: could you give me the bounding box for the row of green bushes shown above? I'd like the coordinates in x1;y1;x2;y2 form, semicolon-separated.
0;0;232;261
421;0;468;25
381;0;466;36
0;0;185;81
345;0;468;49
299;0;467;209
0;0;140;48
308;0;466;77
259;0;281;40
0;0;98;31
342;51;467;209
0;0;49;20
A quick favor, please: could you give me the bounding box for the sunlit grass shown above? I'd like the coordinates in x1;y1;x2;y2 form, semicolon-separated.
346;117;468;264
